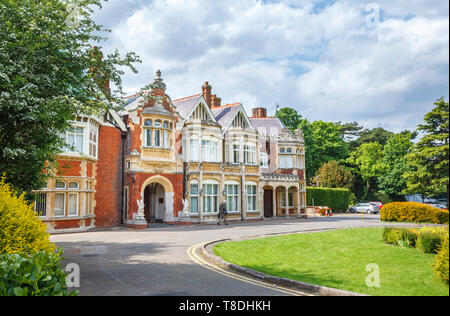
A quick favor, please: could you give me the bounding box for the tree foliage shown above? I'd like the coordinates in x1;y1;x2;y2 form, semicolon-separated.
403;97;449;203
0;0;141;194
276;107;302;132
347;142;383;200
315;161;354;190
377;133;413;198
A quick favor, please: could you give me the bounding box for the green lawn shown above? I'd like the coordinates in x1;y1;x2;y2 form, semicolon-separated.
213;228;449;296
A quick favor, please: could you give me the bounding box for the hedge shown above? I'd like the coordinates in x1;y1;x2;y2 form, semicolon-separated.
382;226;449;284
433;232;449;284
380;202;449;224
382;227;418;248
306;187;351;212
0;177;55;255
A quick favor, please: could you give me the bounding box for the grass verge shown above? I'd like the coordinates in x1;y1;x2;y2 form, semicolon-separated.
213;228;449;296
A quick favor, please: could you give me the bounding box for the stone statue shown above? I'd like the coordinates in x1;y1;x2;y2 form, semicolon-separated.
182;198;189;215
137;194;145;216
179;198;191;220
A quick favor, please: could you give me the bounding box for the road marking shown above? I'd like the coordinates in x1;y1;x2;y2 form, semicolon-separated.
187;242;315;297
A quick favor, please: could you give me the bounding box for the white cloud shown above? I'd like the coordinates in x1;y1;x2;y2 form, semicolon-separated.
95;0;449;132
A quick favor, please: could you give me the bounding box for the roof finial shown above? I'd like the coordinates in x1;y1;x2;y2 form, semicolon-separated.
156;69;161;78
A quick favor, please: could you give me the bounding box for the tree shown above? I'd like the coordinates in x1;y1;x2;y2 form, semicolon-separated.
276;108;302;132
349;127;394;152
403;98;449;206
377;133;413;199
0;0;141;194
315;161;354;190
347;142;383;201
335;121;363;142
298;119;349;182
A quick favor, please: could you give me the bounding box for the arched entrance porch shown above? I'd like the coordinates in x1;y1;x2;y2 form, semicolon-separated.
140;175;175;224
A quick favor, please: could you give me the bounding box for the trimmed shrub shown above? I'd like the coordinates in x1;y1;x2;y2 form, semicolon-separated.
306;187;351;212
433;233;449;284
0;177;55;255
382;227;418;248
380;202;449;224
417;232;442;254
0;250;77;296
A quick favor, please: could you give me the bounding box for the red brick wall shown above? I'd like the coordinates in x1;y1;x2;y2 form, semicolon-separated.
86;162;93;178
94;126;123;228
55;220;80;230
56;160;82;177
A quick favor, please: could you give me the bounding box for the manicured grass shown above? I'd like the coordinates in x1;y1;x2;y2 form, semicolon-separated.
213;228;449;296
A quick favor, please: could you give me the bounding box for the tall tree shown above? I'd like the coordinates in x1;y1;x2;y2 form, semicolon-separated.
335;121;363;142
0;0;141;194
347;142;383;201
276;108;302;132
349;127;394;152
315;161;354;189
403;97;449;206
299;119;349;182
377;133;413;199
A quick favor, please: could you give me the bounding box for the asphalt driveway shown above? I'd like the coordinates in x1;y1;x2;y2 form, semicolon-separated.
51;214;404;296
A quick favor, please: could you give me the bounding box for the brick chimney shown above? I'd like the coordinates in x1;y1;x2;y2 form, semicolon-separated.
211;94;222;108
202;82;212;108
252;108;267;118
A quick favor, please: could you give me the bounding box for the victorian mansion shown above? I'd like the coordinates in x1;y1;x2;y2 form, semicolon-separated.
34;71;307;233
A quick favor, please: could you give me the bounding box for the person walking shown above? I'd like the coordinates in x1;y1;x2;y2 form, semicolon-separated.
217;198;228;225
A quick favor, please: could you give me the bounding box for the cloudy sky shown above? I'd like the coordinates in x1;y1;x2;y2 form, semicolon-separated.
93;0;449;132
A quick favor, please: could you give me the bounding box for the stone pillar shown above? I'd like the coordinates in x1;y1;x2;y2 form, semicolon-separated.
241;164;246;221
297;186;301;217
285;186;289;217
272;187;277;217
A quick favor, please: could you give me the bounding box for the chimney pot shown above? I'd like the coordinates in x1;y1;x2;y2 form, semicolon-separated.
252;108;267;118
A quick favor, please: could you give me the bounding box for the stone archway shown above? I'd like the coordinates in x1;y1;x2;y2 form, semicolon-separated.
141;175;175;223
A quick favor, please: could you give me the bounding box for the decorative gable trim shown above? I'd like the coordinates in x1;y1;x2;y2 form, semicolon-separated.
225;104;254;132
182;96;218;125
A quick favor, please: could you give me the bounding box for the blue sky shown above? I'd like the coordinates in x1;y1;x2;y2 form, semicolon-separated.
93;0;449;132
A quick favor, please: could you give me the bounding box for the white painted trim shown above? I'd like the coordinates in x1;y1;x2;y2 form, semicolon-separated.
224;104;255;132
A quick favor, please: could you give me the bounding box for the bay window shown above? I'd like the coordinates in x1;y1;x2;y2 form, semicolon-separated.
203;183;219;213
190;182;199;214
143;119;172;149
190;139;199;161
66;127;84;153
244;144;257;165
233;144;240;164
89;129;98;157
225;184;239;212
202;140;218;162
246;185;257;212
54;193;65;217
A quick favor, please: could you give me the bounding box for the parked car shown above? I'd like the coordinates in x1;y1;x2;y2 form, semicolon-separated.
437;198;448;206
349;203;380;214
424;197;438;204
429;204;448;211
369;202;383;210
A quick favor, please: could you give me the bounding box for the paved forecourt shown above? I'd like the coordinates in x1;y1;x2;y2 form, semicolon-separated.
52;214;413;296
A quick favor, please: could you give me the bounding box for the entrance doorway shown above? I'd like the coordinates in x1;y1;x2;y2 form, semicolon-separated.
264;189;273;218
143;183;166;223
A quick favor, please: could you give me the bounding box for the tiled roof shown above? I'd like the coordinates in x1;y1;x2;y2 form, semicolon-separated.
249;117;287;136
172;94;203;119
211;103;241;128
